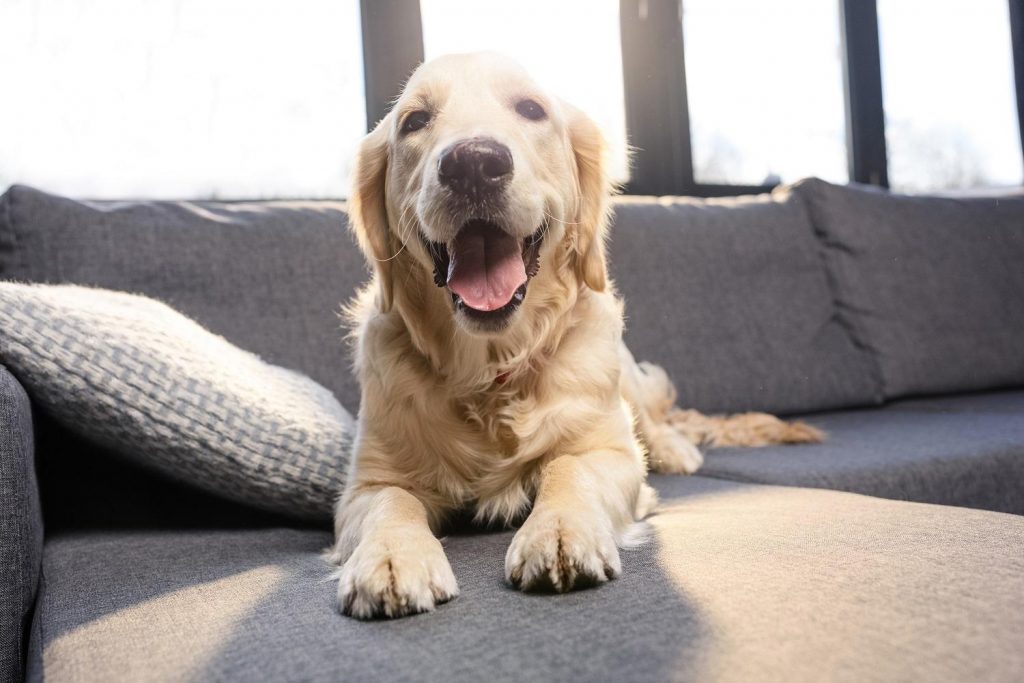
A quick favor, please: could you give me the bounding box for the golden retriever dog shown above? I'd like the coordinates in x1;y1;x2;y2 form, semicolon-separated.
328;52;822;619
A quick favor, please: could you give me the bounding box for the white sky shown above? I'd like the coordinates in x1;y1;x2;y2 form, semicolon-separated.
878;0;1022;190
684;0;848;185
0;0;1019;198
0;0;365;199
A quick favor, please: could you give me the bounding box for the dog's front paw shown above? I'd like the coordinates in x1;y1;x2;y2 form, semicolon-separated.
337;531;458;619
505;507;621;593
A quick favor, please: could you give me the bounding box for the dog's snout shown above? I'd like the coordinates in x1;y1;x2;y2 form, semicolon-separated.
438;138;513;200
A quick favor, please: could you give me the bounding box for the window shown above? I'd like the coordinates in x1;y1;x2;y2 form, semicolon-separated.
0;0;364;199
878;0;1023;192
682;0;849;185
4;2;1023;200
419;0;630;181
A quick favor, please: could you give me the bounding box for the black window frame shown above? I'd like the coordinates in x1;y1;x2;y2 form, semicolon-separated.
360;0;1024;197
360;0;424;133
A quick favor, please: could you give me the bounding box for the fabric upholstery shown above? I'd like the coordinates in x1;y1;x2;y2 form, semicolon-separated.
794;178;1024;400
29;476;1024;683
0;184;367;412
700;394;1024;514
0;365;41;683
885;388;1024;414
609;190;882;416
0;283;351;521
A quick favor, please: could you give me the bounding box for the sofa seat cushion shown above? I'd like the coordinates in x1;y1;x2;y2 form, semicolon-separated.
699;392;1024;514
884;389;1024;414
29;477;1024;683
793;178;1024;400
608;190;882;416
0;185;366;412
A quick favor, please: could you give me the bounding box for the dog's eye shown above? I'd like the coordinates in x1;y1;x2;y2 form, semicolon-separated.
401;110;431;134
515;99;546;121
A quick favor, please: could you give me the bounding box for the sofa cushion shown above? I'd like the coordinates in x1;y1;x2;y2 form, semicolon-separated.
794;178;1024;400
885;388;1024;414
0;185;366;412
609;189;882;415
29;476;1024;683
699;392;1024;514
0;283;351;521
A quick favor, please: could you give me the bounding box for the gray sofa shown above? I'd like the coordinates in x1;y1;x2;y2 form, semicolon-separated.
2;180;1023;682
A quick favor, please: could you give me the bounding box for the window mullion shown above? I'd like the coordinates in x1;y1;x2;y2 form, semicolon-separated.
360;0;425;132
840;0;889;187
1009;0;1024;167
620;0;694;195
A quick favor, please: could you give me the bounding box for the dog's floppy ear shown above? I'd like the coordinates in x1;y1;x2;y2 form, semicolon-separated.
566;103;612;292
350;117;396;312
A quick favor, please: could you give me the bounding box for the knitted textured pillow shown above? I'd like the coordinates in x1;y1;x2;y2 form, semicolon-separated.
0;282;352;521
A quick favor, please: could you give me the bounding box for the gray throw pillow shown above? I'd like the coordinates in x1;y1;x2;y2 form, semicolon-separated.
794;178;1024;399
0;282;352;521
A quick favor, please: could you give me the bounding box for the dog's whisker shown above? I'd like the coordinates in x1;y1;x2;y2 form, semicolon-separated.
398;202;416;243
375;244;407;262
542;209;581;226
375;202;417;262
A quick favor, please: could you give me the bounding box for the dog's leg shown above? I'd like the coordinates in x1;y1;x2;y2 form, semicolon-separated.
619;343;704;474
329;485;458;619
505;447;646;593
620;342;825;473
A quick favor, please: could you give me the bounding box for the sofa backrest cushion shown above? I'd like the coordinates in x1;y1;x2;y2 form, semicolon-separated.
3;183;894;418
609;189;883;415
0;185;366;412
794;178;1024;399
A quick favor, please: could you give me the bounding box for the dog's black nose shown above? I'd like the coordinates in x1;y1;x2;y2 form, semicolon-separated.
437;137;513;200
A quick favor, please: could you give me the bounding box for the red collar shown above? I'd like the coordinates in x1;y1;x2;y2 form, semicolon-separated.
494;370;512;385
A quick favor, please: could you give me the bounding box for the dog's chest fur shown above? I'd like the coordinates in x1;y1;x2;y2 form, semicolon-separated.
438;383;557;522
354;288;629;523
425;342;626;523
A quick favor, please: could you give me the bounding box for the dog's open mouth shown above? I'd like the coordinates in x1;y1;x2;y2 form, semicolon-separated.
424;220;544;322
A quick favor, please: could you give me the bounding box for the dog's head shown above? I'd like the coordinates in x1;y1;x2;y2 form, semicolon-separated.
351;52;611;335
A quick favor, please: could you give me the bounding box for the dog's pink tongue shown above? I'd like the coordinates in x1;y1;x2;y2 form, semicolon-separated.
447;222;526;311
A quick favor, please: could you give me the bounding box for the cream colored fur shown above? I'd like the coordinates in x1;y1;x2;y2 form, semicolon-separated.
328;53;822;619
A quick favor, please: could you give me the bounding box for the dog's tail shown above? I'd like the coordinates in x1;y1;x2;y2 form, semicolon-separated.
666;409;825;448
